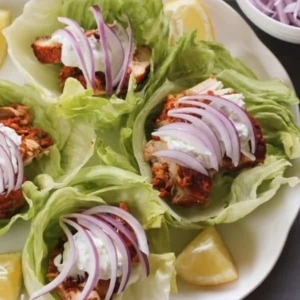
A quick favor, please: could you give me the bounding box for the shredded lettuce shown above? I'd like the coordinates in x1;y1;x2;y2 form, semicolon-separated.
22;166;175;300
0;80;96;235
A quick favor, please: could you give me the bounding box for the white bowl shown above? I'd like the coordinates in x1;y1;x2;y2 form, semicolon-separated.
236;0;300;44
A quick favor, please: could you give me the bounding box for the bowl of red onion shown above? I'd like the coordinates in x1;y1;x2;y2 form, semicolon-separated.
236;0;300;44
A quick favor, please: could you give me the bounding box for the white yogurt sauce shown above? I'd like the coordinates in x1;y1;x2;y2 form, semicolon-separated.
54;230;124;280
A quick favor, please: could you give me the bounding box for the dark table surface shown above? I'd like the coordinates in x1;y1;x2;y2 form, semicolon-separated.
226;1;300;300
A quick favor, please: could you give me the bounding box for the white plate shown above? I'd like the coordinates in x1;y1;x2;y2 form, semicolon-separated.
0;0;299;300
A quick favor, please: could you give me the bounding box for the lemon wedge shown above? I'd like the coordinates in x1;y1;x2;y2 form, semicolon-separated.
163;0;215;44
175;227;238;286
0;9;12;67
0;252;22;300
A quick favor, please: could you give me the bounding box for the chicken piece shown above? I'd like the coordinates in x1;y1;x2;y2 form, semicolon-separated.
1;105;53;165
154;93;210;127
0;105;53;219
32;37;62;64
128;45;152;84
59;66;108;96
154;94;182;127
32;30;99;64
144;139;212;206
0;189;26;219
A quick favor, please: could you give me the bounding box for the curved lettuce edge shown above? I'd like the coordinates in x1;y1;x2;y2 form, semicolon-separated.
0;80;96;191
0;182;49;236
128;70;300;228
143;32;257;103
56;76;142;131
22;170;175;300
0;80;95;234
3;0;169;97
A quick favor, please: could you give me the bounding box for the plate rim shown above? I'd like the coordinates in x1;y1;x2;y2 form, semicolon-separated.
0;0;299;300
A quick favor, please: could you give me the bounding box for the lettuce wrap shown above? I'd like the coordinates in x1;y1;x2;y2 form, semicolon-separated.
96;34;300;229
22;165;176;300
0;80;96;235
3;0;169;98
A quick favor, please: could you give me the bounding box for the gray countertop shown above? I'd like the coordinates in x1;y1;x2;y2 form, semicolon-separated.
226;1;300;299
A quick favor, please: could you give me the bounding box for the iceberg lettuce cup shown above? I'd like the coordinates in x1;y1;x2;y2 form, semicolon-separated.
96;34;300;229
3;0;169;98
0;80;96;235
22;165;176;300
132;72;300;228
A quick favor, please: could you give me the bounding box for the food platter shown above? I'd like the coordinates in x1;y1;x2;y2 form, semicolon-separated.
0;0;299;299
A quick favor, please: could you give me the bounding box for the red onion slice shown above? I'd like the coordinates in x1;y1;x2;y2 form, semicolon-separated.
0;166;5;194
53;28;93;89
111;24;129;85
0;145;15;195
175;100;241;166
74;216;118;300
152;149;209;176
166;114;223;162
62;218;100;300
276;0;290;24
29;221;77;300
179;94;257;153
157;123;221;165
105;26;125;87
250;0;300;27
3;134;24;190
168;106;241;166
116;16;133;95
90;6;113;95
57;17;95;89
152;129;218;171
69;213;131;295
83;206;149;256
0;131;10;158
251;0;275;13
97;213;150;281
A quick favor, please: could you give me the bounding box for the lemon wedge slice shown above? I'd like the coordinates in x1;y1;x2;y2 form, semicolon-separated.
0;9;12;67
163;0;215;44
175;227;238;286
0;252;22;300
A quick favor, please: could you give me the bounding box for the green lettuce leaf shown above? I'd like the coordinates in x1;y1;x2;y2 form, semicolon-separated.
56;77;142;130
143;32;257;102
68;165;166;230
4;0;169;97
0;80;95;234
115;254;177;300
163;156;300;229
128;64;300;228
0;80;96;191
22;168;175;300
0;182;49;236
216;70;300;159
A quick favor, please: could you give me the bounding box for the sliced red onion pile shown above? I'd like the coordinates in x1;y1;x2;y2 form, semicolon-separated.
151;94;257;175
0;130;24;195
29;205;150;300
52;5;134;95
250;0;300;27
